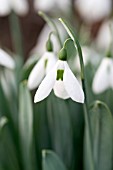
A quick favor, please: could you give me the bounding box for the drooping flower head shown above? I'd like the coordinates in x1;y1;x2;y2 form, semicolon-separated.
74;46;101;72
0;0;29;16
92;57;113;94
34;0;71;14
28;36;57;90
75;0;112;24
96;20;113;52
34;47;84;103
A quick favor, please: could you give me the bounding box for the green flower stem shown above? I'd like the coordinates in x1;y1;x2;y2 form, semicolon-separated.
38;11;62;48
9;12;24;62
106;24;113;58
59;18;95;170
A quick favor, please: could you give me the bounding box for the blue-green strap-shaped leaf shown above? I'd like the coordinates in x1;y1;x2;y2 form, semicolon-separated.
59;18;94;170
19;81;33;170
84;100;113;170
42;150;67;170
63;38;77;59
46;94;73;169
0;116;8;132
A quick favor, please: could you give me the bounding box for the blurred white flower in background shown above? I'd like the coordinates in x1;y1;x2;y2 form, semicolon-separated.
75;0;112;24
95;20;113;52
34;60;84;103
73;46;101;72
28;51;57;90
31;23;66;56
0;49;15;69
0;0;29;16
92;57;113;94
0;49;15;98
34;0;71;14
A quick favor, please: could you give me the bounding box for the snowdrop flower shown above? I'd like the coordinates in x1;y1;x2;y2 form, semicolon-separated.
34;0;71;14
92;57;113;94
96;20;113;52
0;48;15;69
75;0;112;24
34;48;84;103
28;39;57;90
0;0;29;16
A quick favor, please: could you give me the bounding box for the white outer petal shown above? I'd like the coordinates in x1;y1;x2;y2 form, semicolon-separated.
0;49;15;69
96;20;113;51
0;0;11;16
63;62;84;103
11;0;29;15
34;67;57;103
92;58;112;94
53;80;70;99
28;57;45;90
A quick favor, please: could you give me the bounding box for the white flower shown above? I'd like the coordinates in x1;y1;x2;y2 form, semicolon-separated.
75;0;112;24
95;20;113;52
34;60;84;103
28;52;57;90
34;0;71;14
92;57;113;94
74;46;100;72
0;49;15;69
0;0;29;16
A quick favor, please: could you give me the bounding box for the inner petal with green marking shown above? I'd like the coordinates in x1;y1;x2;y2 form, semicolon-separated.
44;59;48;68
56;69;64;81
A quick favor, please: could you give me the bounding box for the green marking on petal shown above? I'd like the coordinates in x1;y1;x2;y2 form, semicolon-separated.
44;59;48;69
56;69;64;81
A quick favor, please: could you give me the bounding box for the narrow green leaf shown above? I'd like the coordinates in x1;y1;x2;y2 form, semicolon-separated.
84;101;113;170
59;18;94;170
68;100;84;170
42;150;67;170
46;94;73;169
0;124;20;170
0;116;8;132
21;56;38;81
19;81;33;170
64;38;77;59
34;99;51;152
